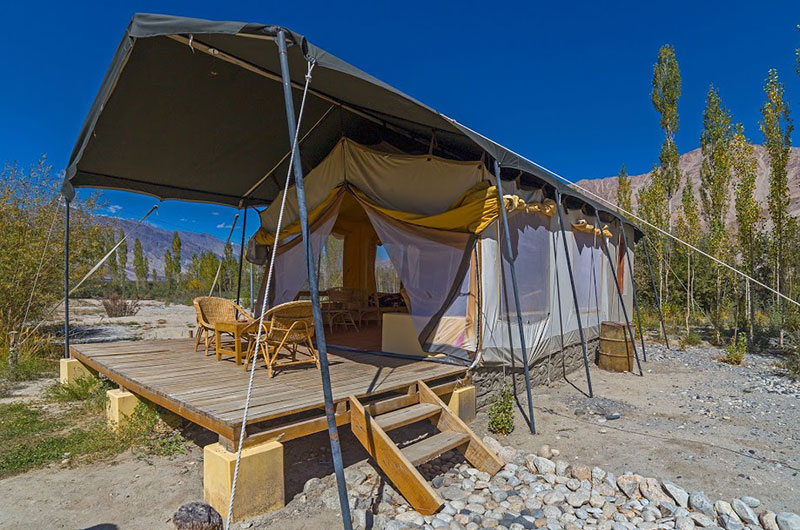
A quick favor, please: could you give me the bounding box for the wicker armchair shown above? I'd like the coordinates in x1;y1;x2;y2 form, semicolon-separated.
193;297;252;355
242;300;320;377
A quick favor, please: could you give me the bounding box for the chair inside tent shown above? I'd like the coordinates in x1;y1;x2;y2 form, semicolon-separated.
248;138;623;366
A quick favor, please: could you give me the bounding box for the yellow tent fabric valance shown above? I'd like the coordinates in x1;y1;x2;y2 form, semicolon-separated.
254;181;558;246
572;219;612;238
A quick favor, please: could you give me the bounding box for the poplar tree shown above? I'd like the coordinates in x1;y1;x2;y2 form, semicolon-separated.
731;124;760;342
636;168;669;304
616;164;632;214
759;69;793;346
699;85;733;344
676;184;700;332
651;44;683;302
171;232;182;285
133;238;148;293
117;229;128;291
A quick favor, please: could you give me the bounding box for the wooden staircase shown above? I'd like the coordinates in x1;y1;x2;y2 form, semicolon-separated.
349;380;503;515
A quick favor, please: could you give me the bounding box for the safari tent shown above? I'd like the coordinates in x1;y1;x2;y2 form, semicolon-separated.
59;13;655;522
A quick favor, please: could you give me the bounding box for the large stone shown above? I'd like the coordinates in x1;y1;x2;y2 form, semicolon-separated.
676;517;696;530
442;486;468;501
731;499;758;525
530;456;556;475
690;513;717;528
662;481;689;508
344;468;367;487
571;465;591;482
689;491;715;516
483;436;504;456
760;511;780;530
173;502;223;530
499;446;518;464
616;475;642;499
396;510;425;525
777;512;800;530
591;467;607;485
640;478;671;504
543;490;566;505
555;460;570;476
715;501;743;530
567;488;591;508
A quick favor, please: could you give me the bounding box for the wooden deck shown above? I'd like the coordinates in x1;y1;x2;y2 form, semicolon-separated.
69;338;467;443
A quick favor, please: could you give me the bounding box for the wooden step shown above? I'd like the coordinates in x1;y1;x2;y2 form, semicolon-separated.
375;403;441;431
402;431;470;466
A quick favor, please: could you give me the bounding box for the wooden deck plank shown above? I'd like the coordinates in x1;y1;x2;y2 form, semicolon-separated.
69;338;466;438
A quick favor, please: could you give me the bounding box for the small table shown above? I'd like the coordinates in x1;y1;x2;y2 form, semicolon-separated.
214;320;251;365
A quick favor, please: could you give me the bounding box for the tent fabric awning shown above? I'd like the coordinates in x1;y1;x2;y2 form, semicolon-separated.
61;13;641;235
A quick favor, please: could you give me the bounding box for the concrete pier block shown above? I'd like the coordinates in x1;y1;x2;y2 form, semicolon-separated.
106;389;140;431
59;358;96;384
203;440;284;522
448;385;476;423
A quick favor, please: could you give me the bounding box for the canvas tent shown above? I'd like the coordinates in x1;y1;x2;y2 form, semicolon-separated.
60;13;643;370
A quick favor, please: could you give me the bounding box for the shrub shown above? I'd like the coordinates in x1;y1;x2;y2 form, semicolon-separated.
488;385;514;436
680;331;702;349
721;334;747;365
784;330;800;381
100;294;140;317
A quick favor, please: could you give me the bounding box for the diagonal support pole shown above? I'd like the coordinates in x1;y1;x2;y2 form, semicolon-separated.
236;207;248;307
595;212;643;376
620;225;647;362
275;29;352;530
642;234;670;349
64;197;70;359
493;160;535;434
554;191;593;397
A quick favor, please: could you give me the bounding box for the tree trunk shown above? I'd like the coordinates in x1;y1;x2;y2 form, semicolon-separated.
746;278;753;343
685;251;690;333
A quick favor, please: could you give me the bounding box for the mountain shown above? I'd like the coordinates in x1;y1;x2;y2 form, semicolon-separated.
95;216;241;280
574;145;800;227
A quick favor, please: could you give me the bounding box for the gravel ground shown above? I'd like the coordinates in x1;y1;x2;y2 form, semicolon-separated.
1;336;798;529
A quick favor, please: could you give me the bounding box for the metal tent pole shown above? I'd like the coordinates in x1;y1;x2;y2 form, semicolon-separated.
620;225;647;362
236;207;248;306
492;160;535;434
249;262;255;314
554;191;593;397
595;212;643;376
642;235;670;349
63;197;70;359
275;30;352;530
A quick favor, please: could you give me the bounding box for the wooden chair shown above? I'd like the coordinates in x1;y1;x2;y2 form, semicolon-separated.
325;287;359;332
355;290;382;327
193;297;252;355
242;300;320;377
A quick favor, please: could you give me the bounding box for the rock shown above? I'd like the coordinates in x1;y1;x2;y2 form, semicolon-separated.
321;487;340;510
591;467;606;485
740;496;760;508
432;476;445;488
442;486;468;501
640;478;671;504
499;446;518;464
731;499;758;525
690;512;717;528
571;465;591;482
172;502;223;530
566;479;581;491
777;512;800;530
715;501;744;530
689;491;715;516
567;488;591;508
761;511;780;530
543;490;566;505
555;460;570;476
483;436;503;456
476;471;491;482
676;517;696;530
539;445;553;459
528;456;556;475
662;481;689;508
616;475;642;499
303;477;322;494
351;508;368;529
605;413;621;420
344;468;367;487
396;510;425;525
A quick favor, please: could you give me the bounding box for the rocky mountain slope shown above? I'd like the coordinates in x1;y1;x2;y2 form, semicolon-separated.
95;216;240;279
574;145;800;226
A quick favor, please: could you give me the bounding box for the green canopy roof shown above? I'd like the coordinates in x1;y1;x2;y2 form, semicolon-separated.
62;13;638;232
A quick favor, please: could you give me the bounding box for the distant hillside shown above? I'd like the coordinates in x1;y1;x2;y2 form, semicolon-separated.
575;145;800;226
95;216;240;280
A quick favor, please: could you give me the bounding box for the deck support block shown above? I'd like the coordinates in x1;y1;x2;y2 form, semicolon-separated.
203;440;284;522
59;358;96;384
447;385;476;424
106;389;140;431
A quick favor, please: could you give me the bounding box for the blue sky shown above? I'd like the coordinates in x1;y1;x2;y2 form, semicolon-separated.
2;1;798;241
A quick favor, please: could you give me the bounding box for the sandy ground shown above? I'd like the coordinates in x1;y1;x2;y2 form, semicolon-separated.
2;300;798;527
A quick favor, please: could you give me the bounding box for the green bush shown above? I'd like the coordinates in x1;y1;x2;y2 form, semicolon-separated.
488;385;514;436
721;334;747;365
679;331;702;349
